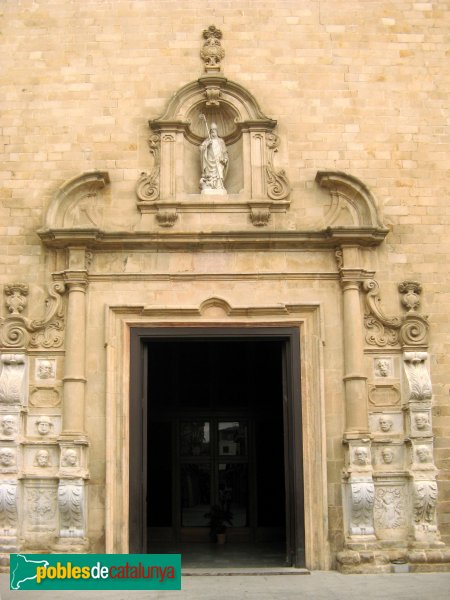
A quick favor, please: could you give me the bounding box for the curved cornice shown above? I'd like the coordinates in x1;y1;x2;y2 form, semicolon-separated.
316;171;386;230
45;171;110;229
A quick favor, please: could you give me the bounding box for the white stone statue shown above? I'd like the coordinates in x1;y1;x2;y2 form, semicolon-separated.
199;116;228;194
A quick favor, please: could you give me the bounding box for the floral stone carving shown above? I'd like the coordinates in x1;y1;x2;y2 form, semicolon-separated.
0;354;27;405
374;487;405;529
58;480;85;538
403;352;432;402
0;480;18;535
413;480;438;535
349;480;375;535
26;487;57;532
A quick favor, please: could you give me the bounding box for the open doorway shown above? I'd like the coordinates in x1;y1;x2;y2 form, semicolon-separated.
129;327;304;568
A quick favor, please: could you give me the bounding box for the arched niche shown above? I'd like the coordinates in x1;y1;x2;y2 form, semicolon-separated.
136;75;290;227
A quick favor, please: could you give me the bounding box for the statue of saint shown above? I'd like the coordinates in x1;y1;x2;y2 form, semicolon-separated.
199;118;228;193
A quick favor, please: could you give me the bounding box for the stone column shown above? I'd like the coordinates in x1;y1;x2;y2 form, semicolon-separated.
341;277;369;437
61;250;88;440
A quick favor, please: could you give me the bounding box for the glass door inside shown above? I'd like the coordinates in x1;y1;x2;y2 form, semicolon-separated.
180;419;249;540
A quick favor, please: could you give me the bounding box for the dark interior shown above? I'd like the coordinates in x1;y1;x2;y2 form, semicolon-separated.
145;339;287;558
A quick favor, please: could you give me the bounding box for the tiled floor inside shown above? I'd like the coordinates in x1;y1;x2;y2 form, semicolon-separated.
147;542;289;569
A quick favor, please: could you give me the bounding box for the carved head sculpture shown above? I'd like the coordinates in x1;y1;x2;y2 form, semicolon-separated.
381;447;394;464
0;447;15;467
210;122;218;137
0;416;16;436
416;446;431;463
37;359;56;380
375;359;391;377
354;447;369;466
379;416;393;433
36;416;53;436
62;449;78;467
415;413;430;431
34;449;51;468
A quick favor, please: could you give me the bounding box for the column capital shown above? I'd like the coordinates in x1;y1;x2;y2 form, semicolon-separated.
340;274;364;291
63;270;89;291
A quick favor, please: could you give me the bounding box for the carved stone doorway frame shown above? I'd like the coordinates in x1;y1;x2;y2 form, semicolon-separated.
104;299;330;570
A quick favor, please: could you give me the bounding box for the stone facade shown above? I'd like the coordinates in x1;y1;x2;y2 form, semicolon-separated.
1;0;449;572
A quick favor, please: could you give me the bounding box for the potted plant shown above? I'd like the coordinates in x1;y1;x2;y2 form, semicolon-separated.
204;504;233;544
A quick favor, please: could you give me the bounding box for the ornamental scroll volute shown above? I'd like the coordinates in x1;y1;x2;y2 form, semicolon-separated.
362;279;429;350
135;25;291;228
0;283;66;351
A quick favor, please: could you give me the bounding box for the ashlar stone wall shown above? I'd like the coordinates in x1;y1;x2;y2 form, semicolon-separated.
0;0;449;571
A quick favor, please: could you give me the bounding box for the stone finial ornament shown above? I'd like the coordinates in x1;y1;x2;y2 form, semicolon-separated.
4;284;29;315
200;25;225;72
399;281;422;312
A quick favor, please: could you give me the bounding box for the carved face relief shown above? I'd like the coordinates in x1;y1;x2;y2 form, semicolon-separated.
62;449;78;467
374;358;392;378
36;416;53;436
381;447;394;464
379;416;393;433
414;413;430;432
0;447;16;467
354;447;369;466
36;359;56;381
416;445;431;464
0;415;17;437
34;449;51;468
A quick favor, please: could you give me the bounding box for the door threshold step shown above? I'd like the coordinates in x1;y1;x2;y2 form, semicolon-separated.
183;567;310;576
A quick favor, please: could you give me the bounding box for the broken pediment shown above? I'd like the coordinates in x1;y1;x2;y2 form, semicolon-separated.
44;171;110;230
